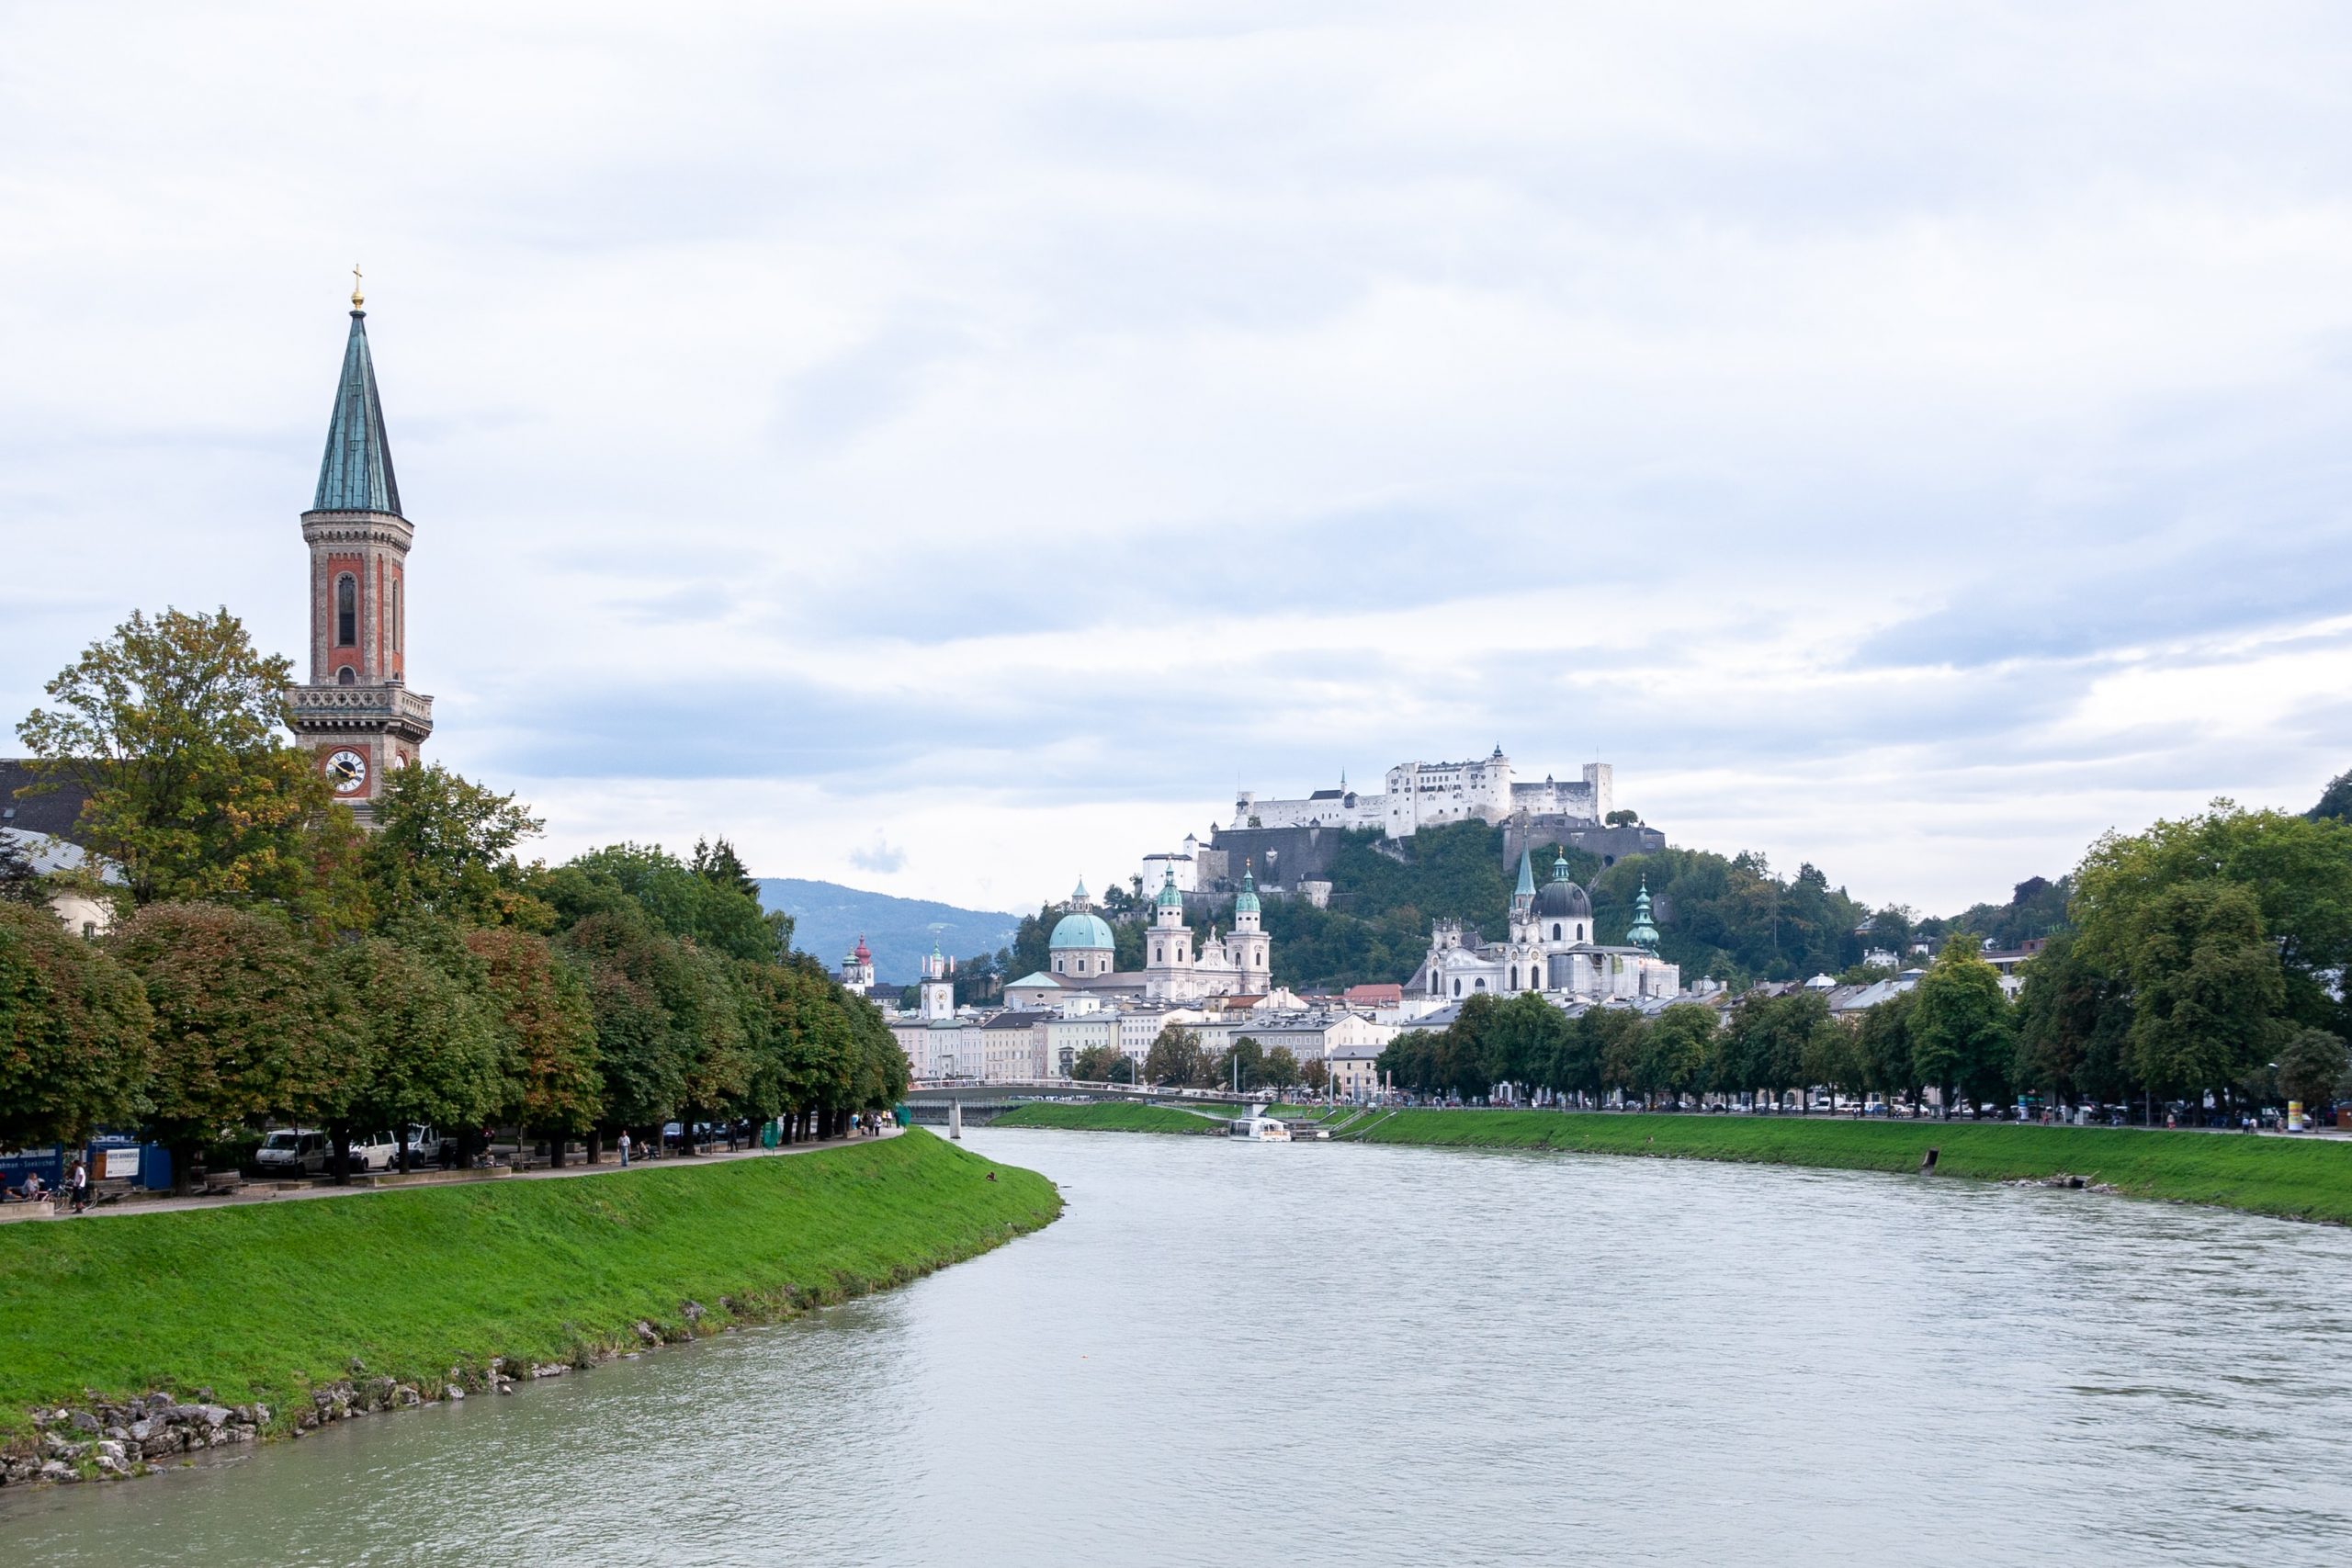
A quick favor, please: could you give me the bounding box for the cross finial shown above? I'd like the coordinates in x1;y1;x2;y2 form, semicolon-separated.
350;264;365;310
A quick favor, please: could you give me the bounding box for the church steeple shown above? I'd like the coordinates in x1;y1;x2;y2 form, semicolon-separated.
313;304;401;516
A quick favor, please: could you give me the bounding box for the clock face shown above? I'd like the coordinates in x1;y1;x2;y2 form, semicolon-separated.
325;749;369;795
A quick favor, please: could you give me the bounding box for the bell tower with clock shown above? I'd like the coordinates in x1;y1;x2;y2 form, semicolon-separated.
285;273;434;825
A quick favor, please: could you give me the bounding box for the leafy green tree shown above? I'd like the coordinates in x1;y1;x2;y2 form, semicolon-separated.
1210;1036;1267;1091
334;922;511;1170
2116;881;2283;1107
1638;1003;1716;1105
466;927;600;1155
1377;1029;1442;1095
1910;934;2015;1116
367;763;546;928
1855;988;1917;1104
1145;1026;1208;1088
0;904;153;1149
1069;1043;1125;1081
2277;1028;2347;1112
2312;769;2352;825
1262;1044;1302;1092
0;830;49;907
17;607;358;912
2075;802;2352;1037
561;910;696;1138
545;843;787;964
112;901;339;1190
1801;1018;1862;1111
2013;931;2132;1107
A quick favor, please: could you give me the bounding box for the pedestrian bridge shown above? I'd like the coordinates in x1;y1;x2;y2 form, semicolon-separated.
902;1078;1256;1126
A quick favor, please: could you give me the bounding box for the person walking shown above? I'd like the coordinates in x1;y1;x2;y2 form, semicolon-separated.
618;1129;632;1168
66;1158;89;1214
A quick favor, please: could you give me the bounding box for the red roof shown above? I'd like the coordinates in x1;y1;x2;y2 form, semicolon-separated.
854;934;872;961
1343;984;1404;1006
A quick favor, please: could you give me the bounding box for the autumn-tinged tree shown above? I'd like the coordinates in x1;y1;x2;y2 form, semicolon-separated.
466;927;599;1157
17;607;356;911
0;905;153;1149
112;902;339;1190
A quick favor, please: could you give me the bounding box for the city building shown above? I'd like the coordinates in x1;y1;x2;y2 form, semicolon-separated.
1231;748;1612;839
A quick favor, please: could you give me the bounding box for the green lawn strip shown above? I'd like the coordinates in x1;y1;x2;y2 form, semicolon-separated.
1345;1111;2352;1224
0;1130;1057;1443
991;1102;1229;1134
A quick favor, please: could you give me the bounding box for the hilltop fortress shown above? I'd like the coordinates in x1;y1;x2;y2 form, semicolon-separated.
1231;748;1611;838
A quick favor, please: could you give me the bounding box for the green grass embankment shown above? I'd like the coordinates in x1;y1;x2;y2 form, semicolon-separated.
991;1102;1230;1134
0;1129;1057;1438
1344;1111;2352;1224
994;1100;2352;1225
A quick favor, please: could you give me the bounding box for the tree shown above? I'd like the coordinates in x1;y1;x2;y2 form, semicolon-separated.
1855;989;1917;1105
112;902;338;1190
1638;1003;1716;1105
2277;1029;2347;1112
2013;931;2131;1107
1910;934;2014;1117
1262;1044;1302;1092
334;922;512;1171
2312;769;2352;825
544;843;788;964
561;910;696;1138
1145;1026;1206;1088
1801;1018;1862;1111
467;927;600;1155
1604;808;1640;827
17;607;355;910
0;904;153;1149
367;763;546;927
0;830;48;907
1069;1043;1125;1082
1300;1057;1329;1094
1210;1036;1267;1092
2117;881;2283;1107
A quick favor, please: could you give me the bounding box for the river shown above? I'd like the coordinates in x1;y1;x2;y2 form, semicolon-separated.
5;1127;2350;1566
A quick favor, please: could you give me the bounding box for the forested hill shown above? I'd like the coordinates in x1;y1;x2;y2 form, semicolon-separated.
758;879;1022;986
1238;822;2070;993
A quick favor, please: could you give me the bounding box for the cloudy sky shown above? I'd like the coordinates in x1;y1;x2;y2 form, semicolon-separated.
5;2;2348;919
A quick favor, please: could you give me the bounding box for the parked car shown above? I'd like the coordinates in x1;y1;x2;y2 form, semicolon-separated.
254;1128;329;1177
347;1131;401;1171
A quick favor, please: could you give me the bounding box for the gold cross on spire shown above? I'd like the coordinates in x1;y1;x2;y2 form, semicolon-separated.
351;264;364;310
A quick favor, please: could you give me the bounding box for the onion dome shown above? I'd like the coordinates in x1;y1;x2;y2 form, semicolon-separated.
1233;863;1261;916
1532;852;1591;919
1157;868;1185;911
854;934;872;963
1625;875;1661;952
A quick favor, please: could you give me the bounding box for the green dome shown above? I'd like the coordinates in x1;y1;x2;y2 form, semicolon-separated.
1049;911;1115;951
1624;875;1661;952
1233;863;1261;916
1156;870;1185;910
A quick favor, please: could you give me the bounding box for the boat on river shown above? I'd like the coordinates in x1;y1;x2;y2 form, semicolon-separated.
1227;1111;1292;1142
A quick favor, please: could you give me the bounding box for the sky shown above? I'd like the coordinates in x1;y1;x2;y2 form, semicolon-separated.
4;2;2349;920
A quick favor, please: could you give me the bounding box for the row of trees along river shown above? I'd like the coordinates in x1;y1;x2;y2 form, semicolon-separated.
1374;789;2352;1121
0;608;909;1187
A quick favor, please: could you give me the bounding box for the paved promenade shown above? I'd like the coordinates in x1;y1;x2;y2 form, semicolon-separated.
1;1127;903;1224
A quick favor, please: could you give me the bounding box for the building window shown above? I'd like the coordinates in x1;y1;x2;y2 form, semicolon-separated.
337;666;356;686
336;574;357;646
391;579;401;653
1553;923;1562;941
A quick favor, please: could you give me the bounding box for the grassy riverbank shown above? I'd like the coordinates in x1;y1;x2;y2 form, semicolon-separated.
991;1101;1228;1134
999;1102;2352;1224
0;1131;1057;1441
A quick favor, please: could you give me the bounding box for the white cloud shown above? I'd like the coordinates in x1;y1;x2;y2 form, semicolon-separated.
5;2;2348;914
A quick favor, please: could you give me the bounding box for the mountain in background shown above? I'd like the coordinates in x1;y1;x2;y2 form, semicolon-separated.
757;877;1023;986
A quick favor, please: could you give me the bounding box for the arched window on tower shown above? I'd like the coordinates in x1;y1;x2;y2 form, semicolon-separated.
391;580;401;654
335;574;357;647
1553;923;1562;941
337;667;356;686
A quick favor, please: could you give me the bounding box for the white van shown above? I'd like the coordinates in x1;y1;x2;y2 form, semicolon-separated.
348;1127;447;1171
254;1129;329;1177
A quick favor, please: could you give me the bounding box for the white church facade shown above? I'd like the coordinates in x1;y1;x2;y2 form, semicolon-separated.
1405;850;1680;1003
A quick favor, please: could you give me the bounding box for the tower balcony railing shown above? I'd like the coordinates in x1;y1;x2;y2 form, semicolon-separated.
286;683;435;725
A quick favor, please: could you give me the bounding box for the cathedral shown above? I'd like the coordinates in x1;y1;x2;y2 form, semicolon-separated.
283;278;433;824
1009;867;1274;1006
1405;850;1680;1003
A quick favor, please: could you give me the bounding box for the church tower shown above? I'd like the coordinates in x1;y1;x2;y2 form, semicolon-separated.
920;941;955;1021
1230;862;1271;992
285;276;433;824
1144;869;1194;999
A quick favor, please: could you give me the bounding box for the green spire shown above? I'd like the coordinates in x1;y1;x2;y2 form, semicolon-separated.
1552;852;1573;882
1234;861;1261;916
1625;874;1661;952
1157;868;1184;909
313;306;401;514
1514;847;1536;899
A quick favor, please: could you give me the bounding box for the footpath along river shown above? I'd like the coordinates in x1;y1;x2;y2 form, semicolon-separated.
4;1126;2350;1566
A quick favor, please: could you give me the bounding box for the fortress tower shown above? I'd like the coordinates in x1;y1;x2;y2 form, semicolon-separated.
284;276;434;824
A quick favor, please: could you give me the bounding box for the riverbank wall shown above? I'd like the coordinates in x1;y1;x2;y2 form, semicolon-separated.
0;1129;1058;1486
994;1103;2352;1225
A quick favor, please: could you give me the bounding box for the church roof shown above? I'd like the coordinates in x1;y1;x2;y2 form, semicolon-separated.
1515;847;1536;898
1049;911;1115;950
313;308;401;515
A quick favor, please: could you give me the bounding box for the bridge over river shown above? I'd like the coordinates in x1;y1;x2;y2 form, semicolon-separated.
902;1079;1258;1128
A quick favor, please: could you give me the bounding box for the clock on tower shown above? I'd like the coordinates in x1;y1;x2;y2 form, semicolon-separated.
283;275;435;827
